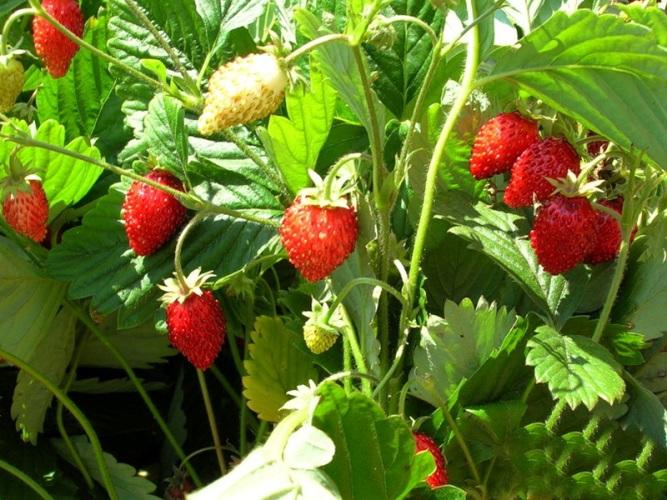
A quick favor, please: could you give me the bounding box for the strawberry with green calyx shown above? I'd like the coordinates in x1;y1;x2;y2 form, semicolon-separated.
122;170;188;256
413;432;449;488
280;169;359;282
198;48;288;136
530;171;602;275
1;154;48;243
0;55;25;113
504;137;580;208
469;111;540;180
159;268;226;371
302;297;345;354
32;0;84;78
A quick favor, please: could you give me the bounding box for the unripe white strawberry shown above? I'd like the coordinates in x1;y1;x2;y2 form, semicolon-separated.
198;52;287;136
303;322;338;354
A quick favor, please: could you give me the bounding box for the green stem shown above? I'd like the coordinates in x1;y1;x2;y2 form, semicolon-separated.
394;39;443;196
27;0;169;95
591;162;639;344
383;15;438;45
342;328;353;395
124;0;198;92
173;212;207;289
350;44;391;401
56;334;95;491
0;132;280;228
284;34;351;64
0;8;35;55
442;405;481;484
636;439;655;471
521;379;536;403
325;277;407;323
545;400;567;434
197;369;227;475
0;348;117;499
255;420;269;445
442;0;505;57
64;301;203;488
221;129;287;196
399;0;480;346
340;306;371;396
0;459;54;500
322;152;367;200
209;365;242;409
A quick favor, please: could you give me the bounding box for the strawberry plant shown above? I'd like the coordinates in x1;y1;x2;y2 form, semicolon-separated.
0;0;666;498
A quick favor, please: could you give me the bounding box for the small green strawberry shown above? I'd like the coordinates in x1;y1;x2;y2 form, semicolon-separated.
0;57;25;113
303;322;338;354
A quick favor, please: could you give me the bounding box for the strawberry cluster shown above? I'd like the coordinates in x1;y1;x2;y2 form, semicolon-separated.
470;112;629;275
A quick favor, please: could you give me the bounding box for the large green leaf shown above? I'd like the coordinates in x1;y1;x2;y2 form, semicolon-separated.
195;0;269;54
619;5;667;46
53;435;159;499
243;316;318;421
442;192;590;327
0;120;103;217
409;298;520;407
259;58;337;193
143;94;190;173
47;181;277;322
312;383;429;500
295;9;385;142
623;374;667;451
107;0;206;130
0;237;66;360
36;14;115;142
11;308;76;444
364;0;444;118
612;251;667;342
526;326;626;410
482;10;667;166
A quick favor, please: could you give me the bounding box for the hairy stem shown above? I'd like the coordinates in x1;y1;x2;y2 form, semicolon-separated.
383;15;437;44
64;301;203;488
284;34;351;64
442;405;482;484
0;348;117;499
0;8;35;55
197;369;227;474
56;334;94;491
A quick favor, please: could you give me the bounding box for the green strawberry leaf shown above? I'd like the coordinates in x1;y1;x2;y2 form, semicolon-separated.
0;237;67;360
143;94;191;174
11;308;76;444
258;56;337;193
619;5;667;46
364;0;444;118
47;181;277;324
409;298;522;408
612;249;667;342
442;191;590;328
526;326;626;410
295;8;385;143
0;119;103;219
482;10;667;167
243;316;318;422
623;374;667;451
195;0;269;56
312;382;429;500
36;14;116;143
52;435;159;499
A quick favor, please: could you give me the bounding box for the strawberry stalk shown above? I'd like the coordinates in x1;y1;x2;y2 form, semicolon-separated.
283;33;352;65
0;459;53;500
0;346;118;499
0;8;35;55
65;300;204;488
197;369;227;475
56;333;95;491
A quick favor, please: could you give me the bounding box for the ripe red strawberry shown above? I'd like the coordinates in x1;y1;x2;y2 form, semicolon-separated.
469;112;540;179
160;270;225;371
0;57;25;113
585;198;630;265
32;0;84;78
414;432;448;489
2;179;49;243
504;138;580;208
280;196;358;282
122;170;187;256
530;195;597;275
